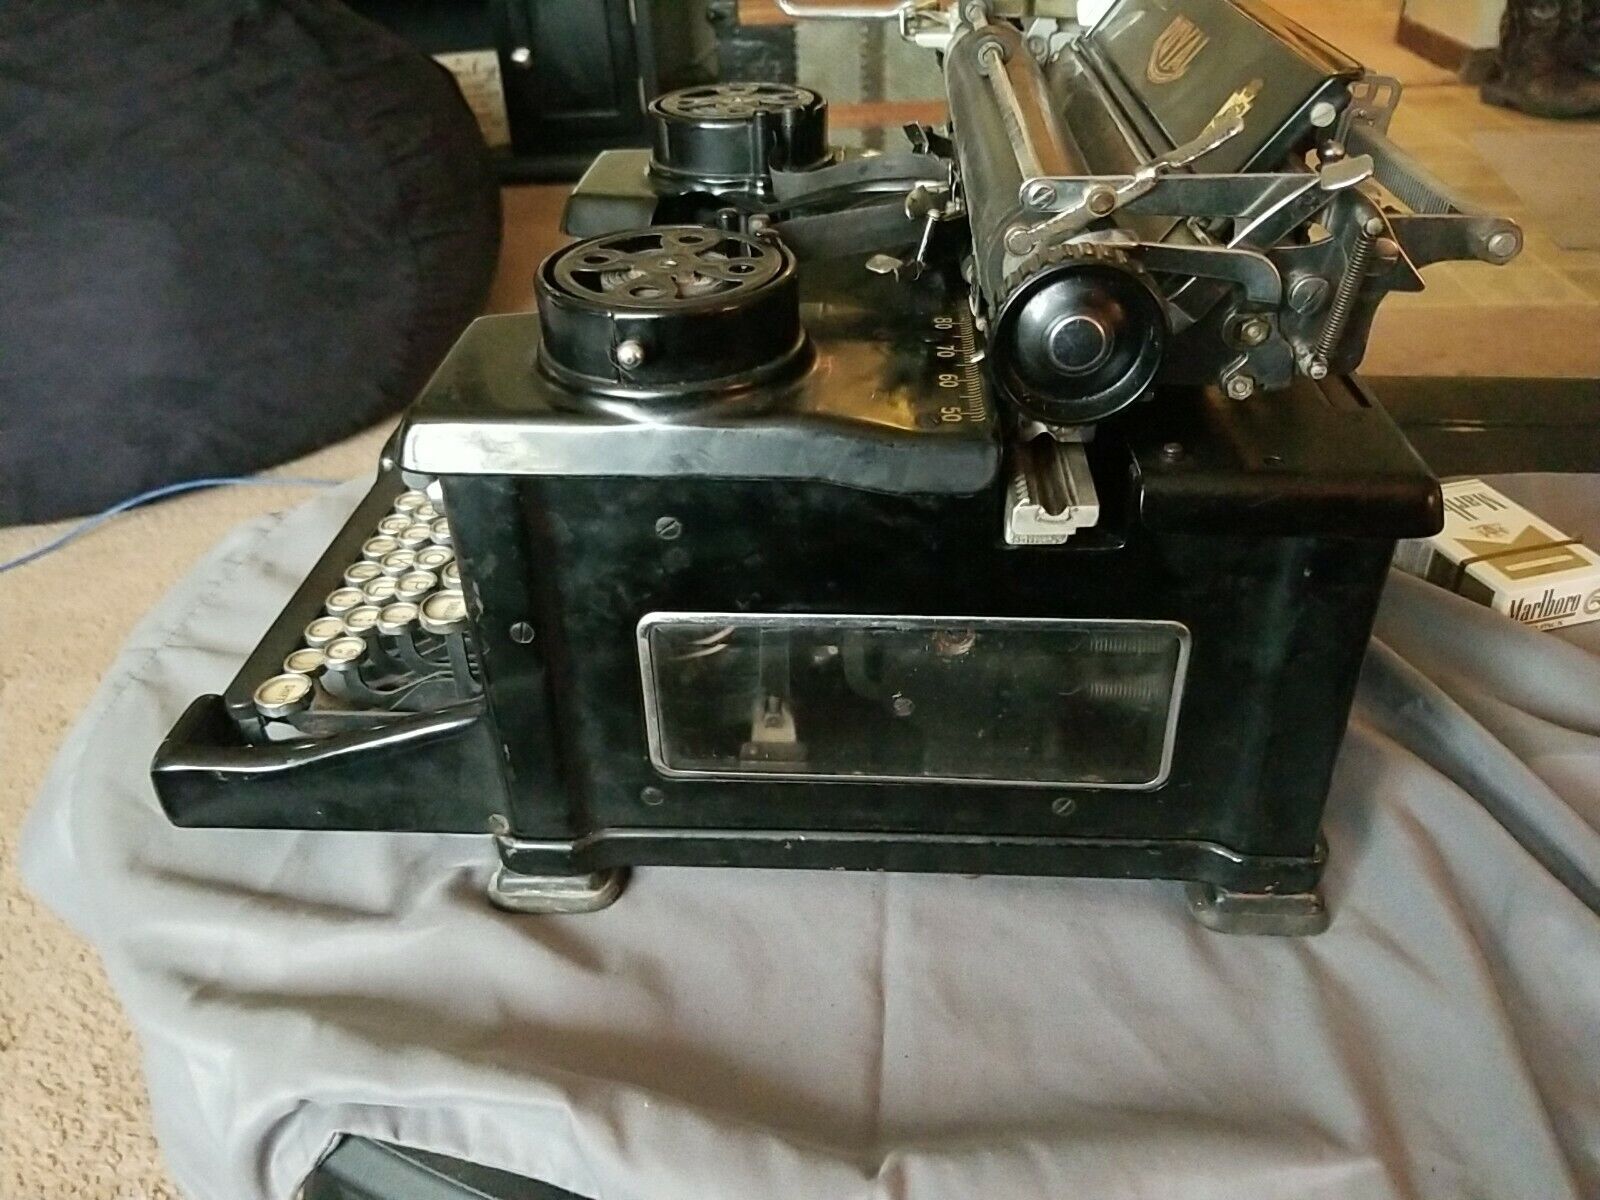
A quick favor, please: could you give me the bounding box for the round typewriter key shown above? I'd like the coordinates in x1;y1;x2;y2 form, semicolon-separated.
342;604;382;635
414;502;440;524
441;561;462;589
362;575;400;603
416;592;467;640
396;569;438;602
419;589;468;635
283;647;327;675
379;548;417;578
430;518;452;546
377;602;420;636
414;545;454;572
325;587;365;617
377;514;412;536
323;635;367;668
398;523;433;550
304;616;346;647
393;490;429;514
361;535;401;562
253;673;313;719
342;561;383;587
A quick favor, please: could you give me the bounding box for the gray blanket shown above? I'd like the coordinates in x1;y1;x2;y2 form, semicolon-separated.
20;474;1600;1200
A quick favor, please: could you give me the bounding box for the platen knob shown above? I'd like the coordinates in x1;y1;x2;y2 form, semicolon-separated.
993;243;1168;426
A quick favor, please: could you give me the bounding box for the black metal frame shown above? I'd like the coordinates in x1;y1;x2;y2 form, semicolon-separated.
147;0;1598;933
153;259;1437;913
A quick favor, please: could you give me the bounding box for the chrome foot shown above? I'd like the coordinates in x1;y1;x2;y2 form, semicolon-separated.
1185;881;1329;936
487;866;627;914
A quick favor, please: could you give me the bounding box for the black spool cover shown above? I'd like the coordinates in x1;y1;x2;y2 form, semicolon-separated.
649;82;830;186
993;244;1167;426
535;226;808;400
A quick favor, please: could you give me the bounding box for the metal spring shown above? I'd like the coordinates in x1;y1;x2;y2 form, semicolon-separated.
1311;215;1384;372
1082;678;1167;704
1082;634;1162;655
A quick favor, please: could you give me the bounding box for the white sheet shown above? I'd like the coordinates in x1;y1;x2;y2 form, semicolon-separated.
20;474;1600;1200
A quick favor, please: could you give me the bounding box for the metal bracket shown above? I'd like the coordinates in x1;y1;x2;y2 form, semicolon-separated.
770;153;947;205
1009;112;1244;251
1342;122;1523;266
1133;241;1283;310
1004;438;1100;545
1231;154;1372;248
775;0;906;17
863;177;964;279
1340;72;1403;138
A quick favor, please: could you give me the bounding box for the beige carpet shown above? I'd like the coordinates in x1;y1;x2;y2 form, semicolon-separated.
4;12;1599;1197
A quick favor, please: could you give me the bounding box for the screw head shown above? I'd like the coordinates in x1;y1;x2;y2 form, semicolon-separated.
1050;796;1077;817
614;339;646;370
641;786;665;806
1159;441;1184;463
509;46;532;66
1086;185;1118;216
1306;357;1330;380
509;621;535;645
1486;229;1520;259
1288;275;1330;315
1309;100;1337;128
1226;374;1256;400
1004;223;1035;255
1239;316;1271;347
891;694;915;718
654;516;682;541
1024;180;1055;209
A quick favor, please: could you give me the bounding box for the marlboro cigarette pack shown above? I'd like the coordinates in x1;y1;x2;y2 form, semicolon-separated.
1393;479;1600;631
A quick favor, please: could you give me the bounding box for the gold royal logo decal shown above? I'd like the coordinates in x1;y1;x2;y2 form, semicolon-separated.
1210;77;1263;126
1147;14;1210;84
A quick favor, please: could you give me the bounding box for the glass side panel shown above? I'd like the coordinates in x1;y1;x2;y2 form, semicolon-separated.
639;614;1189;788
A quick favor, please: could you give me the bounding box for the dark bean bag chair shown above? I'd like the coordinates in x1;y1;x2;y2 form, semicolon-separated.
0;0;501;526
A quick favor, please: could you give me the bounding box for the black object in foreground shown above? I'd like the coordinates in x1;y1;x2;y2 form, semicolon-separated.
304;1138;588;1200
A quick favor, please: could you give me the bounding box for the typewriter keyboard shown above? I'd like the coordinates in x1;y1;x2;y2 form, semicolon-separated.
249;486;480;736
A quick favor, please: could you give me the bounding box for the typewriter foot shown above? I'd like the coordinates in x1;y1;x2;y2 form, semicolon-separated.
1184;881;1329;936
487;866;627;914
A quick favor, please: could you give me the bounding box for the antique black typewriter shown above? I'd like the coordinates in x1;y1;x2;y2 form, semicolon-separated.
153;0;1525;934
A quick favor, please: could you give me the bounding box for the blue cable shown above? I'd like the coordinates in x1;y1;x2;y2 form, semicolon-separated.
0;476;341;575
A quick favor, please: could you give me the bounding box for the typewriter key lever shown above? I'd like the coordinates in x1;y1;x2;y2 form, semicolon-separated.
156;0;1522;933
